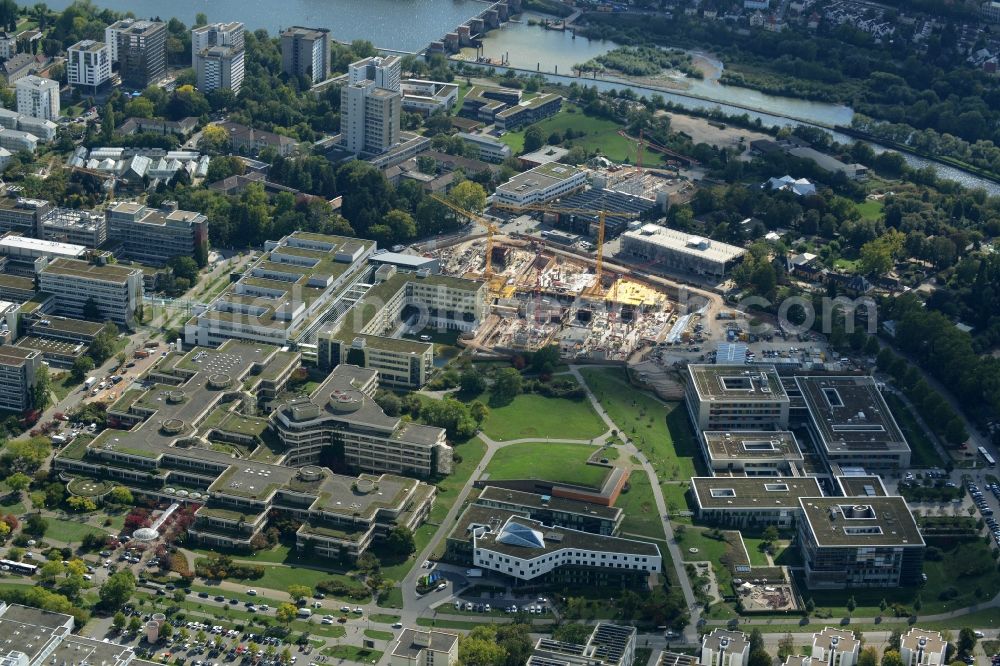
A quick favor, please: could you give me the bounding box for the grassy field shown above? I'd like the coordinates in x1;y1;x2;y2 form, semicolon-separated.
615;473;665;540
486;442;608;489
498;104;661;164
580;367;701;481
742;537;771;566
856;199;884;221
661;482;692;521
471;391;606;441
322;645;384;663
884;393;944;468
44;518;109;544
368;613;401;624
364;629;396;641
228;564;358;593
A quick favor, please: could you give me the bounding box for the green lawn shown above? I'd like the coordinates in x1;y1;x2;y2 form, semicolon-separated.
856;199;884;221
486;442;609;489
499;104;661;164
44;518;109;544
322;646;383;663
884;393;944;468
364;629;395;641
229;564;359;593
472;391;606;441
580;367;701;481
368;613;401;624
661;482;692;522
742;537;771;567
615;473;665;540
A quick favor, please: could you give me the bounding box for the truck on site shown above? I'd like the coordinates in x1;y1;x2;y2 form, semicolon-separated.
83;377;97;390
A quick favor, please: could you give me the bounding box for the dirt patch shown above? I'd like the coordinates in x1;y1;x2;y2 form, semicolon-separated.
658;111;771;149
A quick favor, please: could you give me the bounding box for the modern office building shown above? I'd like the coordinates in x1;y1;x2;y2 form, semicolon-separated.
341;56;402;155
620;224;746;278
192;22;245;93
685;364;790;432
454;507;661;586
794;375;911;470
474;486;623;536
316;264;486;388
269;364;452;477
106;201;209;266
690;476;822;528
461;85;523;123
0;234;87;276
527;624;636;666
66;40;111;92
42;207;108;247
701;430;803;476
185;231;375;347
898;628;947;666
493;163;588;207
114;20;167;89
699;630;750;666
38;258;143;328
0;345;42;411
494;93;562;131
0;128;38;153
455;132;512;163
400;79;459;115
390;629;460;666
0;189;49;236
14;75;59;121
280;26;331;83
797;496;925;589
52;341;436;561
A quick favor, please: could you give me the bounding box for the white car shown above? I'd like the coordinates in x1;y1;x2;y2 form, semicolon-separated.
246;589;257;596
321;618;334;625
340;606;351;613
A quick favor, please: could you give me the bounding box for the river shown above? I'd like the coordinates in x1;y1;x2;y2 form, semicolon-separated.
40;0;490;53
459;17;1000;195
39;0;1000;194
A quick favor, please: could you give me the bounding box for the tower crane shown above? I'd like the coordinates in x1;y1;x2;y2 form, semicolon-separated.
429;194;501;294
494;202;640;298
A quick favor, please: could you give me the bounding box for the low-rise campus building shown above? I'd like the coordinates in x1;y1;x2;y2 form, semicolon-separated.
527;624;636;666
620;224;746;278
38;258;144;328
685;365;790;432
690;476;823;528
493;163;588;207
701;430;803;476
389;629;459;666
106;201;209;266
797;496;925;589
53;341;436;561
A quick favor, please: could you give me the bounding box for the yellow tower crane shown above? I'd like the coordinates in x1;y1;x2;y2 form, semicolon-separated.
430;194;502;294
494;203;640;298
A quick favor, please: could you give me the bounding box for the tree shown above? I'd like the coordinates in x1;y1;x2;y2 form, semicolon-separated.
459;626;507;666
384;526;415;557
108;486;133;505
160;622;173;640
881;650;904;666
32;365;50;410
99;569;136;609
112;611;126;631
761;525;779;547
169;256;199;283
448;181;487;215
748;649;772;666
287;585;312;602
82;297;101;321
492;368;523;405
275;602;297;625
470;400;489;424
459;369;487;396
128;616;142;634
777;634;795;660
66;496;97;512
957;627;977;654
859;229;904;276
5;472;30;497
846;595;856;613
70;355;95;382
523;125;545;153
199;124;231;154
25;514;48;537
858;646;879;666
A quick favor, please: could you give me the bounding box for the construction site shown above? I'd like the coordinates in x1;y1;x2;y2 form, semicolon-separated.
425;190;685;363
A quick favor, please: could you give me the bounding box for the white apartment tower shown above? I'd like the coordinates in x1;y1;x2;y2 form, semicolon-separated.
15;76;59;121
280;26;331;83
192;22;245;93
66;40;111;92
341;56;402;155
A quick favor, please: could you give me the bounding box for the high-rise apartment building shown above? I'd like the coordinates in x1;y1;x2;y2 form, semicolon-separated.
15;75;59;120
0;346;42;412
192;22;245;93
341;56;402;155
280;26;330;83
66;40;111;92
114;20;166;89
